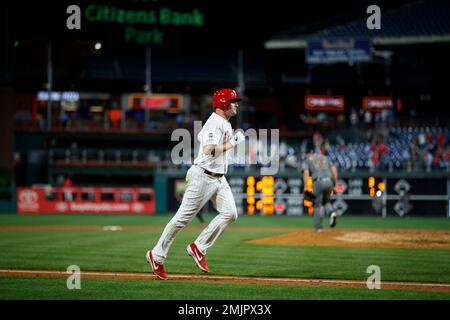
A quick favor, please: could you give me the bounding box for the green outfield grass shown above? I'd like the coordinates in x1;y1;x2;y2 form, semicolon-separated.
0;214;449;299
1;277;449;300
0;213;449;229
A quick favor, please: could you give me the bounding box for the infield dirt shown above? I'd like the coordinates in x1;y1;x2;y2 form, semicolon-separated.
1;225;449;250
1;269;450;293
247;228;450;250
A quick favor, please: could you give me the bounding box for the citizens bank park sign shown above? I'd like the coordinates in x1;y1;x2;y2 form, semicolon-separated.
83;3;206;45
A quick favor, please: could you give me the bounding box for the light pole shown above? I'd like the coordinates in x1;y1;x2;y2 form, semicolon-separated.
144;45;152;129
46;43;53;129
236;49;246;128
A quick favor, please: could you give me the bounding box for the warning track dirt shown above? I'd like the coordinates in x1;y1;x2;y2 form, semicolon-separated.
1;269;450;293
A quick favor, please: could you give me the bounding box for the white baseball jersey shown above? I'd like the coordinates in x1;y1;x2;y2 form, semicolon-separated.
151;112;238;265
194;112;233;174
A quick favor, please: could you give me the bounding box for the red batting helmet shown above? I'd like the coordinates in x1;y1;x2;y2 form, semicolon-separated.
212;88;242;110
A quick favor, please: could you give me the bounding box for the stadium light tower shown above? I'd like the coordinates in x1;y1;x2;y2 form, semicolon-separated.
236;49;245;128
144;45;152;129
46;43;53;129
373;50;393;87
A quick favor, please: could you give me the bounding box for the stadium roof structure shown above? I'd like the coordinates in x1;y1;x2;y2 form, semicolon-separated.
265;0;450;49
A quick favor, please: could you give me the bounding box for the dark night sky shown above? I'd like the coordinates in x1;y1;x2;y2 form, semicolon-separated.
3;0;428;95
2;0;449;119
5;0;414;51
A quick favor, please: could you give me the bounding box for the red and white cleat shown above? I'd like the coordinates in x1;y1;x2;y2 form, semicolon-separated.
146;250;168;280
186;243;209;273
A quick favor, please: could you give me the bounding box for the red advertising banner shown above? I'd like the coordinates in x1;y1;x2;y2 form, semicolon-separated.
129;93;183;112
305;95;345;111
17;187;155;214
363;96;397;111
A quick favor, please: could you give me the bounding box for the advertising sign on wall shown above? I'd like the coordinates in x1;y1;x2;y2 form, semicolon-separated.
17;187;155;214
306;39;372;64
363;96;393;111
305;95;345;111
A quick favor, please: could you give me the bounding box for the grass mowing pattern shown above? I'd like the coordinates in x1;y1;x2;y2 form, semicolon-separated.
0;214;449;229
1;214;449;299
0;229;449;283
1;277;450;300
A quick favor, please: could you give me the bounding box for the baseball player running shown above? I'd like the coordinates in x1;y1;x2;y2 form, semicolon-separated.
146;88;245;280
302;141;338;232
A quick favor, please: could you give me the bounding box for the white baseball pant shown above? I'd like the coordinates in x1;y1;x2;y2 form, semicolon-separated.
152;164;238;264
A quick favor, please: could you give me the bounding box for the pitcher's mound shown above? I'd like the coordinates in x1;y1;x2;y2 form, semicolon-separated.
247;229;450;249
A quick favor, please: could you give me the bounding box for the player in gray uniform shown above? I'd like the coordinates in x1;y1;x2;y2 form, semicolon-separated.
302;141;338;232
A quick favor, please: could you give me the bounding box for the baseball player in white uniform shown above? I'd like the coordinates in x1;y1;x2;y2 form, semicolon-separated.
146;88;245;280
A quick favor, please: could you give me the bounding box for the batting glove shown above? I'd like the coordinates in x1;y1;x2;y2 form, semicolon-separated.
230;131;245;147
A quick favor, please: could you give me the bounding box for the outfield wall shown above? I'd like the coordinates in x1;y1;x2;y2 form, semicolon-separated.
156;169;450;218
1;169;449;217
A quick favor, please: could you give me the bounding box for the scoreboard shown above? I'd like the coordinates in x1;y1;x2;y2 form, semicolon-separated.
228;175;387;216
228;175;384;215
167;175;449;217
228;176;303;216
227;176;448;217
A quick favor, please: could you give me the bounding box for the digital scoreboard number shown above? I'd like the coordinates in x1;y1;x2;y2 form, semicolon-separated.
229;176;303;216
246;176;275;215
170;175;448;217
228;176;386;216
